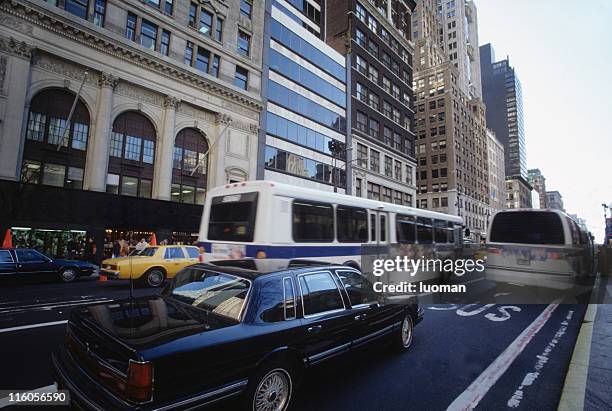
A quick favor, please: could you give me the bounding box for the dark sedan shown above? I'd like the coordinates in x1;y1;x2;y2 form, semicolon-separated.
0;248;97;282
52;262;423;410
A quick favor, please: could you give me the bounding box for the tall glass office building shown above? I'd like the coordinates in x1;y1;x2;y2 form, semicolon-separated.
257;0;348;192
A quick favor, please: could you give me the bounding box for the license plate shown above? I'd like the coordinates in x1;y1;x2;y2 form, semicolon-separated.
517;258;531;266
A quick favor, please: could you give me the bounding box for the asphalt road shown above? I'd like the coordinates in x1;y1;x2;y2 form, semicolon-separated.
0;275;587;410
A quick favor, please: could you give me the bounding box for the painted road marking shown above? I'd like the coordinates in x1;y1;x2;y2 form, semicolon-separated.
0;384;57;409
0;298;112;314
507;309;574;408
0;320;68;334
446;300;561;411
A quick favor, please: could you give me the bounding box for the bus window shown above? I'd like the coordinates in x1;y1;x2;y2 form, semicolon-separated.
337;206;368;243
293;201;334;242
416;217;433;244
370;214;376;242
448;222;455;244
397;215;416;244
208;192;258;242
380;215;387;242
433;220;447;243
489;211;565;245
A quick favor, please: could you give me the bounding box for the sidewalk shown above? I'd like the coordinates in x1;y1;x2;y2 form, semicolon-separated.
558;274;612;411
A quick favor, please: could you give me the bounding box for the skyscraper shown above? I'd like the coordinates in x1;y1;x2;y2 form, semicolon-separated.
480;43;526;179
258;0;348;192
487;129;505;212
325;0;417;204
546;190;565;212
411;0;489;239
528;168;548;209
435;0;482;99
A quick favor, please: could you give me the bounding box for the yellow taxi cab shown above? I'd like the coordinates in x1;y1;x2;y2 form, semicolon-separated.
100;245;201;287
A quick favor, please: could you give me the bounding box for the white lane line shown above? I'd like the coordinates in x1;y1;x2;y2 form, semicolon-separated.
0;384;57;408
446;300;561;411
0;320;68;334
0;299;112;314
0;297;109;311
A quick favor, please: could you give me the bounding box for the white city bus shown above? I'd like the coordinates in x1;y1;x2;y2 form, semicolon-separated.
197;181;463;270
486;209;596;289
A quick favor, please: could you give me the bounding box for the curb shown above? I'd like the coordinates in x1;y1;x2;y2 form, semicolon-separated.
557;303;598;411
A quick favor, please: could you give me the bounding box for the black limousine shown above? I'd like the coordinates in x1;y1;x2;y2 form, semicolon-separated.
52;261;423;410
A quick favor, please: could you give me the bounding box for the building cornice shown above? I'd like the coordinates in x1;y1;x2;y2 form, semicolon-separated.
0;0;263;112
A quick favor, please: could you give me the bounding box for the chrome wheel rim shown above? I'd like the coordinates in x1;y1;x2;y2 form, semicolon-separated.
254;369;291;411
148;271;163;286
401;316;413;347
62;269;76;282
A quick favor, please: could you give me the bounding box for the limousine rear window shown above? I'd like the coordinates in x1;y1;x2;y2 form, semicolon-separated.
168;268;251;322
490;211;565;245
208;192;258;242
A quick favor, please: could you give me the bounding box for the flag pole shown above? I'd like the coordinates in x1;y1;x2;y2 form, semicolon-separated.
56;70;88;151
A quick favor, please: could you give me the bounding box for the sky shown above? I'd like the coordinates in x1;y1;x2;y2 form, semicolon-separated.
475;0;612;242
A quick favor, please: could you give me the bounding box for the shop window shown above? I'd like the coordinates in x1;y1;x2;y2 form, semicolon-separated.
107;111;156;198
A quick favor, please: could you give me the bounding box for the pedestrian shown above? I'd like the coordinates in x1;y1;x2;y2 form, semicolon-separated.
119;239;129;257
135;238;148;253
112;240;120;258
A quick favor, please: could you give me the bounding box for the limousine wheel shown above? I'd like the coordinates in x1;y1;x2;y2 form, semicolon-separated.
247;363;293;411
60;268;77;283
395;313;414;351
144;268;165;287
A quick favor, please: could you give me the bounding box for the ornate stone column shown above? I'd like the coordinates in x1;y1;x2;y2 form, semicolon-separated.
84;72;118;192
152;96;179;201
0;37;34;181
209;113;232;187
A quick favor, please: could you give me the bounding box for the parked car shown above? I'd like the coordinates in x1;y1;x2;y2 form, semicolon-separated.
0;248;97;282
99;245;200;287
52;262;423;410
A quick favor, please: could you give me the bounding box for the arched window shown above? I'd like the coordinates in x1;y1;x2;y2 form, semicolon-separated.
107;112;156;198
21;88;90;189
171;128;208;204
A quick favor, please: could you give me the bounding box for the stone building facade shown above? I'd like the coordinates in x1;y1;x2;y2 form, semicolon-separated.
0;0;263;258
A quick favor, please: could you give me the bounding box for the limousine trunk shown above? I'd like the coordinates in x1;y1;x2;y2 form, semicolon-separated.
54;296;252;409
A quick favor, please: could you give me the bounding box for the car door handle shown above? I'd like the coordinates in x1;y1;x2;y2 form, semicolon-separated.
355;314;367;321
307;325;322;334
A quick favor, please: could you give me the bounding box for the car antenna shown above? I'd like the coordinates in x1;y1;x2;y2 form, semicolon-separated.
129;251;134;300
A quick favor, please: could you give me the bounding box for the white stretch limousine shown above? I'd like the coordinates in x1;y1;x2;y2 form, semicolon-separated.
198;181;463;271
485;209;595;289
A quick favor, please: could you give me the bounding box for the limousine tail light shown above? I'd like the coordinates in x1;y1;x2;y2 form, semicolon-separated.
488;247;502;255
256;250;267;259
126;360;153;403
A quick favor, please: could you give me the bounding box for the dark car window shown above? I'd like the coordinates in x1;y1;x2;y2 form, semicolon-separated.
185;247;200;258
298;271;344;316
258;277;285;323
0;250;14;263
15;249;48;262
139;247;158;257
167;268;250;322
336;270;378;307
164;247;185;259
